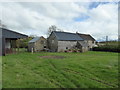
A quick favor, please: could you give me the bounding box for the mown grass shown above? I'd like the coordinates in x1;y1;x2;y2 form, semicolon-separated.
2;51;118;88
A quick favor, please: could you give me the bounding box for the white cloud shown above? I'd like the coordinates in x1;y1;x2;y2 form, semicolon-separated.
60;2;118;40
0;2;118;41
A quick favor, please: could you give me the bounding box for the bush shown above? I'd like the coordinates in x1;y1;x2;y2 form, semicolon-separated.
93;45;120;53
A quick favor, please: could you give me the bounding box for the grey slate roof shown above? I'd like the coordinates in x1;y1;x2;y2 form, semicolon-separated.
53;31;84;41
29;37;40;43
1;27;28;39
77;33;95;41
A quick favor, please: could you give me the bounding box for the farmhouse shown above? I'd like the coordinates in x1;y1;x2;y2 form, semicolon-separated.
0;28;28;56
47;31;96;52
28;36;47;52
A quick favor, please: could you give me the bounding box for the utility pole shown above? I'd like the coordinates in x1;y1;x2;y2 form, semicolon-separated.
106;36;108;45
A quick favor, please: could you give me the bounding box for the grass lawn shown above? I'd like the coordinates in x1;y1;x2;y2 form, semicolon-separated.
2;51;118;88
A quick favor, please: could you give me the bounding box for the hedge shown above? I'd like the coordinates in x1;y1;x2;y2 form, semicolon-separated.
93;45;120;53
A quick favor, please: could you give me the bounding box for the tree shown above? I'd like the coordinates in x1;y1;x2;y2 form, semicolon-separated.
47;25;63;37
16;36;33;48
47;25;57;37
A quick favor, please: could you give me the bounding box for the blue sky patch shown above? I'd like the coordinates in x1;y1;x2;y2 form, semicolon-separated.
74;15;89;22
89;2;109;9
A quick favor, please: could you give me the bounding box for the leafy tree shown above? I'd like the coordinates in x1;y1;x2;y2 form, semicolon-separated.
16;36;33;48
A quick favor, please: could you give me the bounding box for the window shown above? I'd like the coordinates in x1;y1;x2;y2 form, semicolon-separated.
66;47;68;49
44;46;46;48
52;40;54;43
41;40;44;44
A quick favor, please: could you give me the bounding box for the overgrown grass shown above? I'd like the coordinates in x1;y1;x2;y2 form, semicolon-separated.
2;51;118;88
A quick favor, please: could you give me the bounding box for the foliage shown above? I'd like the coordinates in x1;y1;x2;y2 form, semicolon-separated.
16;37;33;48
2;51;118;88
94;41;120;52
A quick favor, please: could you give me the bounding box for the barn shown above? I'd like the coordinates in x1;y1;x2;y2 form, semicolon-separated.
48;31;84;52
28;36;47;52
0;28;28;56
47;31;96;52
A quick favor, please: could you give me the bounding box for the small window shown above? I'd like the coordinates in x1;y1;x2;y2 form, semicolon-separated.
52;40;54;43
44;46;46;48
41;40;44;44
66;47;68;49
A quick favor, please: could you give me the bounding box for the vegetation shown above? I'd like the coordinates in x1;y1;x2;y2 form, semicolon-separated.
16;37;33;48
47;25;63;37
93;41;120;53
98;41;119;46
2;51;118;88
93;45;120;53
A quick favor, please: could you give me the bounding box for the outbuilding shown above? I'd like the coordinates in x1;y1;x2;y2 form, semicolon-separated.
0;28;28;56
76;41;89;52
28;36;47;52
77;33;96;50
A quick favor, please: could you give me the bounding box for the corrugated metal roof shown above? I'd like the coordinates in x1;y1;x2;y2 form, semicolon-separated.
53;31;84;41
29;37;40;43
1;27;28;39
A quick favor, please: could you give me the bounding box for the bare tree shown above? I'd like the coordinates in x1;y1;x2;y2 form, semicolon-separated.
47;25;63;37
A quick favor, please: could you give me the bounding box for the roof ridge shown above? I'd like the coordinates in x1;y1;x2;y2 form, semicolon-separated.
2;27;28;37
52;31;84;41
53;31;76;34
77;33;90;36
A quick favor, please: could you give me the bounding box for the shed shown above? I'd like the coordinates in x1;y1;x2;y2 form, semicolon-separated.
0;28;28;56
28;36;47;52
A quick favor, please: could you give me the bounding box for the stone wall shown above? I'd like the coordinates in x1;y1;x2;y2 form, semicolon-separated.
84;40;96;49
48;32;58;52
28;42;34;52
28;37;47;52
34;38;46;52
58;41;77;52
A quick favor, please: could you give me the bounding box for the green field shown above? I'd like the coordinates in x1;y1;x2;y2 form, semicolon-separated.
2;51;118;88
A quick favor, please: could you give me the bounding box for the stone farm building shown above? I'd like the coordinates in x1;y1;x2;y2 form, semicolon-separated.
77;33;96;49
0;27;28;56
28;36;47;52
47;31;96;52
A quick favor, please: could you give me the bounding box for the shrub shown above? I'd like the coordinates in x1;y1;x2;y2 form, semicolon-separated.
93;45;120;53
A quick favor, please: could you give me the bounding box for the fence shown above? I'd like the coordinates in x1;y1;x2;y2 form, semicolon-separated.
5;48;27;55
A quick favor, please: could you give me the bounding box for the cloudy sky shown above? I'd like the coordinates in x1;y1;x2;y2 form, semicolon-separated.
0;1;118;41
